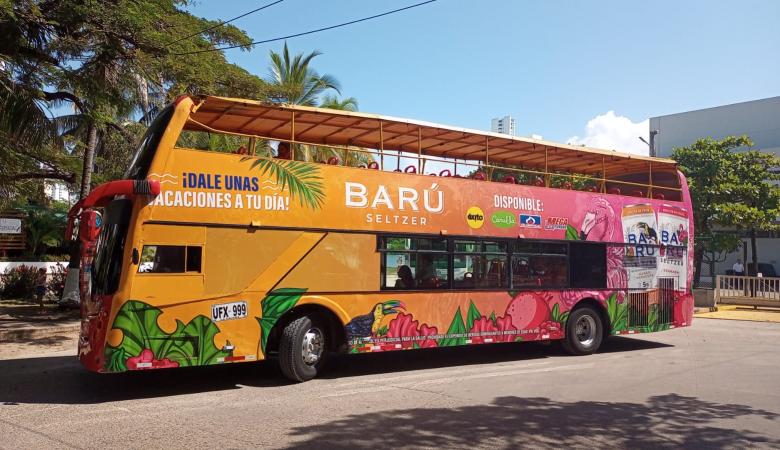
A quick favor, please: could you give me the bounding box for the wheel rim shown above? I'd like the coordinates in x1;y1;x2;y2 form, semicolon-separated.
301;327;324;366
575;315;597;347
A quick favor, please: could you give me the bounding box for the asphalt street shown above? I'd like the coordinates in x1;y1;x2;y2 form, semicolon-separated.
1;319;779;449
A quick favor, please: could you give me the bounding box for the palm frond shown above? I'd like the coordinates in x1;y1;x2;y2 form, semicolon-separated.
244;158;326;210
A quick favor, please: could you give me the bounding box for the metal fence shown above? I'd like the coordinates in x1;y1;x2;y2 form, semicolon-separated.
626;279;676;331
715;275;780;307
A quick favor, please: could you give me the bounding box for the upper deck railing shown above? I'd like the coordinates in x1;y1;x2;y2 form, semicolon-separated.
180;96;683;201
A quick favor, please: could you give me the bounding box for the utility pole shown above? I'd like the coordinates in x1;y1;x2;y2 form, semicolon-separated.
639;130;660;157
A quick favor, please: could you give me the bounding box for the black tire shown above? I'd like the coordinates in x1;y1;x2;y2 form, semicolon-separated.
279;315;328;382
562;306;603;356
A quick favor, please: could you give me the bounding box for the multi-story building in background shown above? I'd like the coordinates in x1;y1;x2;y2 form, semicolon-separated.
650;96;780;158
491;115;515;136
649;96;780;279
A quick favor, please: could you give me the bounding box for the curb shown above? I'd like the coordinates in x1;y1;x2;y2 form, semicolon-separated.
0;323;81;341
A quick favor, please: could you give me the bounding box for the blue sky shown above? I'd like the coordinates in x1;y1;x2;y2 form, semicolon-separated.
188;0;780;154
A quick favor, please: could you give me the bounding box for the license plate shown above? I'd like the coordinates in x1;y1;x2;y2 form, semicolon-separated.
211;301;247;322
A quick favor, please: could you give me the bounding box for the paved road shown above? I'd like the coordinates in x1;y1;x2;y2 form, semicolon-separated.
1;319;779;449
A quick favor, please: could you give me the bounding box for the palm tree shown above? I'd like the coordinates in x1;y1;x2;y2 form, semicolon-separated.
265;42;341;106
320;95;358;111
0;77;78;207
313;95;375;167
242;44;374;209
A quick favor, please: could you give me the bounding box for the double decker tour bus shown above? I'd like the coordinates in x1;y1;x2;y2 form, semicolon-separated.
69;95;694;381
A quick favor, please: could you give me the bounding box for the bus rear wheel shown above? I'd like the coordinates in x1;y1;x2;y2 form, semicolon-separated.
562;306;603;356
279;315;328;382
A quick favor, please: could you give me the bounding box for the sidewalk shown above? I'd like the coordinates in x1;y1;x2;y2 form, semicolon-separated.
694;304;780;323
0;299;80;341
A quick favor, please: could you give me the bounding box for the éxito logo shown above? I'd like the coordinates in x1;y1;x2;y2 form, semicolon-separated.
466;206;484;229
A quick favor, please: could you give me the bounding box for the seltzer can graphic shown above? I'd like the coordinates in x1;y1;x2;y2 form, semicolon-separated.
622;204;658;289
657;204;689;290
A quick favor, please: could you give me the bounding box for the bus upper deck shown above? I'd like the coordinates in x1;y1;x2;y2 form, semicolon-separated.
165;95;682;202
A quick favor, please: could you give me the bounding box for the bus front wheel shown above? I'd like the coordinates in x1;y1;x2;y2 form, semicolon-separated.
562;306;603;356
279;315;328;382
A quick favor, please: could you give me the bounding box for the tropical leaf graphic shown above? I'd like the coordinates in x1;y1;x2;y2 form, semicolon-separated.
565;224;580;241
105;300;230;371
551;303;570;326
106;347;127;372
256;288;307;352
439;307;467;347
466;300;482;331
243;157;325;210
606;293;628;332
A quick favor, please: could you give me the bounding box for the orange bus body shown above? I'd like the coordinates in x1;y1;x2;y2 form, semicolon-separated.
74;96;694;379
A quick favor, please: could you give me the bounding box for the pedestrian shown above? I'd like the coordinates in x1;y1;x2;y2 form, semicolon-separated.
35;267;47;314
732;259;745;276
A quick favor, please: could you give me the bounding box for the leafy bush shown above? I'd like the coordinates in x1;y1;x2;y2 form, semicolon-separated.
0;264;38;299
47;264;67;299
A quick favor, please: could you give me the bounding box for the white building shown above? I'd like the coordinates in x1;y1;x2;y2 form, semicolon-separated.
649;96;780;278
650;96;780;158
44;181;76;204
491;116;515;136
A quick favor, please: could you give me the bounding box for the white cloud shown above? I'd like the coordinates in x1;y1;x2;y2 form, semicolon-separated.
567;111;649;155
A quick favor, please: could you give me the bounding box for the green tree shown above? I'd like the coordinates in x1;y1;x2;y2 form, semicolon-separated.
672;136;752;284
18;202;69;256
699;233;743;279
717;150;780;274
265;42;340;106
320;95;358;111
1;0;269;202
310;95;374;167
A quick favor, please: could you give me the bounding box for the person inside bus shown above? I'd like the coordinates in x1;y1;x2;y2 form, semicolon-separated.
416;254;439;288
531;256;548;286
512;258;532;286
394;265;415;289
277;141;292;160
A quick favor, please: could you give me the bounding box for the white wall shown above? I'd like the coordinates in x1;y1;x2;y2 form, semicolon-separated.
0;261;68;274
650;96;780;157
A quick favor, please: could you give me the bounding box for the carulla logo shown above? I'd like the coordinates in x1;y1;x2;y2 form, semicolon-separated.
491;211;516;228
466;206;485;229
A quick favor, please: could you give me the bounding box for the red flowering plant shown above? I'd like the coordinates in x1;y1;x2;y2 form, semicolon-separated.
468;315;518;343
126;349;180;370
386;312;439;349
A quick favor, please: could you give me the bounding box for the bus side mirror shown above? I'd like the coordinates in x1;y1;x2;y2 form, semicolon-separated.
132;248;139;265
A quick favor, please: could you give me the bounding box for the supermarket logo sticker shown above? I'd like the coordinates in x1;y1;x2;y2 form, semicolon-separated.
490;211;517;228
544;216;568;230
519;214;541;228
466;206;485;229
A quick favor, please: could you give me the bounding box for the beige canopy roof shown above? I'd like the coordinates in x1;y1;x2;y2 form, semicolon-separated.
184;95;677;177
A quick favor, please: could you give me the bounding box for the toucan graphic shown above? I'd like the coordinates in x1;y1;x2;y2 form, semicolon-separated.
345;300;405;339
636;222;658;244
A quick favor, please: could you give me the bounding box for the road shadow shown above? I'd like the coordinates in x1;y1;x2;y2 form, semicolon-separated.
0;336;670;405
285;394;780;449
322;336;671;379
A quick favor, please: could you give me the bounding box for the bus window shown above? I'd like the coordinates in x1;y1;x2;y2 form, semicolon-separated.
379;236;448;289
512;242;568;288
91;199;132;296
569;242;606;288
415;253;449;289
138;245;202;274
186;246;202;273
453;240;508;289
